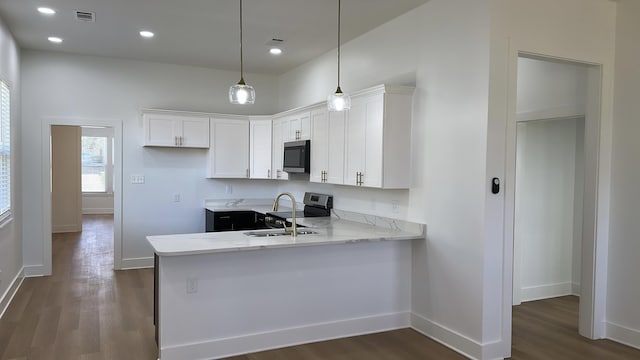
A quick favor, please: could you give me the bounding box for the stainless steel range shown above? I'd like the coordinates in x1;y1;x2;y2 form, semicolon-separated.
266;192;333;226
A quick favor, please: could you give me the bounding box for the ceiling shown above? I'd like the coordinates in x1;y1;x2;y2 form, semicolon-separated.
0;0;428;75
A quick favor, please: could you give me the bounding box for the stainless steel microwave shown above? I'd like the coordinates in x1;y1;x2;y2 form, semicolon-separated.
283;140;310;173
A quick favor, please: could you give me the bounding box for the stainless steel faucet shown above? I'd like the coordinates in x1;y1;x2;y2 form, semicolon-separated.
272;192;297;237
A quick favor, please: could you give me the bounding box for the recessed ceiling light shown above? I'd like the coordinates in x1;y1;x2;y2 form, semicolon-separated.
139;30;154;38
269;47;283;55
37;7;56;15
48;36;63;43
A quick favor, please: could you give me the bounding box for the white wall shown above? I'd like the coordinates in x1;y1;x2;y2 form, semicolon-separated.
21;51;281;270
279;1;492;358
0;15;22;315
51;125;82;233
516;57;588;121
607;0;640;349
488;0;616;354
514;118;583;302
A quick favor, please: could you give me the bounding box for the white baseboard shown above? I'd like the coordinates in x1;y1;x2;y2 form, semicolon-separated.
121;257;154;269
23;265;46;277
521;282;573;302
410;312;483;359
160;312;411;360
607;322;640;351
52;224;82;233
0;267;25;319
82;208;114;215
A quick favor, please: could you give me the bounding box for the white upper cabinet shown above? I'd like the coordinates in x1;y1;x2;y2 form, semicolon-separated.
288;111;311;140
249;118;272;179
206;117;249;178
143;112;209;148
344;85;414;189
271;118;288;180
310;106;345;184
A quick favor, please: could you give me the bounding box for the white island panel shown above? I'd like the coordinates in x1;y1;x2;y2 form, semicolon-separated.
158;240;412;360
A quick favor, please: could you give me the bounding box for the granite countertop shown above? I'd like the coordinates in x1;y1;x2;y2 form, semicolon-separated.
148;204;425;256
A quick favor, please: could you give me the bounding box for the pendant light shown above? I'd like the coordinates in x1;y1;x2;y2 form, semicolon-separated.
229;0;255;105
327;0;350;111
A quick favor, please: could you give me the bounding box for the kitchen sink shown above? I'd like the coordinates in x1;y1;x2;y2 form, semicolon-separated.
243;229;318;237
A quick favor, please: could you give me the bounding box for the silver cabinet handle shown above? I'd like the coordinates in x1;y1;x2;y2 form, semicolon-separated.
246;169;250;178
268;169;271;178
355;172;364;186
174;136;178;146
277;169;281;179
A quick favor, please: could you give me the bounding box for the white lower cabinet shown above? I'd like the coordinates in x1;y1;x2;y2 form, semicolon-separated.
206;117;249;178
344;85;414;189
249;119;272;179
143;112;209;148
310;106;345;184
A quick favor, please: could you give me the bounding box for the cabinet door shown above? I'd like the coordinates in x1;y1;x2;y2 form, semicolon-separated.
326;110;346;184
344;97;366;186
362;94;384;187
271;119;288;180
310;108;329;183
290;111;311;140
181;117;210;148
344;94;384;187
249;119;272;179
206;118;249;178
312;107;346;184
143;114;181;147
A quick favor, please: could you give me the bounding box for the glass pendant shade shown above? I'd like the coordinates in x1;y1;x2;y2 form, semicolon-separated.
229;80;255;105
327;86;351;111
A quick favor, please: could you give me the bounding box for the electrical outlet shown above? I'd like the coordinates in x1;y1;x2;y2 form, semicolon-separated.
130;174;145;184
391;200;399;213
225;185;233;194
186;278;198;294
173;194;181;202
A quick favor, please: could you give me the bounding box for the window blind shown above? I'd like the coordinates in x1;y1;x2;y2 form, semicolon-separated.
0;81;11;218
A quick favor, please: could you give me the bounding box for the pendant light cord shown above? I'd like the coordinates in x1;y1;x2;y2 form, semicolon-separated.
337;0;341;89
240;0;245;83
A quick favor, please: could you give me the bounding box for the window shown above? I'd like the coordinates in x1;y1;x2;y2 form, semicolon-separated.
81;128;113;193
0;81;10;221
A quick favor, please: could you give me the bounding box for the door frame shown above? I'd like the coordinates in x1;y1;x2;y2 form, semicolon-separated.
41;117;123;273
499;49;610;356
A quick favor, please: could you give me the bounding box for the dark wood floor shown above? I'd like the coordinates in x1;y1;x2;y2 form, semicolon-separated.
1;215;639;359
0;215;157;360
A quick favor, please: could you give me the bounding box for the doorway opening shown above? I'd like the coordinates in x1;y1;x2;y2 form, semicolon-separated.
50;125;116;271
512;56;587;306
504;53;605;353
42;118;123;274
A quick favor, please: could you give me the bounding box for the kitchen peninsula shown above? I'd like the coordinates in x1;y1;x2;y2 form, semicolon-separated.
147;203;425;360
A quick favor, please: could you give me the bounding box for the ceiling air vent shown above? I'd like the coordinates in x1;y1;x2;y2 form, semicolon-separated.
75;10;96;22
265;38;285;47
